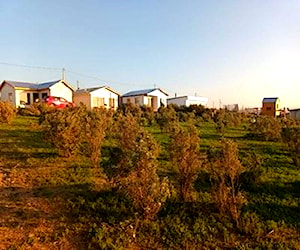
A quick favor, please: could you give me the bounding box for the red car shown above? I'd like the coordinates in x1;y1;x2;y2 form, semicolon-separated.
43;96;75;109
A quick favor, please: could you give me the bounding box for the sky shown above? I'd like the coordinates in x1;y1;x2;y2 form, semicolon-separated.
0;0;300;108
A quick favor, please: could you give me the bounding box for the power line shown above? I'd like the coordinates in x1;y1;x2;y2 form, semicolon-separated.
66;69;149;87
0;62;60;71
0;62;150;88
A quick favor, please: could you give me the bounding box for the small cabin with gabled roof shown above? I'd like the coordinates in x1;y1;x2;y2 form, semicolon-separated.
122;88;168;111
74;86;120;110
0;79;74;108
261;97;280;117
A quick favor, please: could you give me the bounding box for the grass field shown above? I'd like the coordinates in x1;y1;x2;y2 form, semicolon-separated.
0;114;299;249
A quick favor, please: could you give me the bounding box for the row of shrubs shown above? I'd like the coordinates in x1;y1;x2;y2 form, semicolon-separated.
1;101;299;168
1;101;299;169
2;101;299;248
37;105;299;248
38;106;262;248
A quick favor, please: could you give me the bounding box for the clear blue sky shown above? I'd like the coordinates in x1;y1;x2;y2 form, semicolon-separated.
1;0;300;108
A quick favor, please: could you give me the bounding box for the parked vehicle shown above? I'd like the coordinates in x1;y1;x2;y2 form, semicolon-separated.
19;101;27;109
43;96;75;109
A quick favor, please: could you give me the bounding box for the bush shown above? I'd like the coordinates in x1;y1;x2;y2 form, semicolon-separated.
281;123;300;167
116;103;142;120
169;124;202;202
0;101;16;124
155;106;178;132
209;140;246;226
41;107;85;157
177;111;195;122
240;152;263;191
18;103;53;117
109;114;143;177
122;168;171;220
111;115;171;220
247;116;282;141
140;105;155;126
83;108;113;168
212;109;226;136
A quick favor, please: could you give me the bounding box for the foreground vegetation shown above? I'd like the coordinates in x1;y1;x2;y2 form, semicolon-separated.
0;103;299;249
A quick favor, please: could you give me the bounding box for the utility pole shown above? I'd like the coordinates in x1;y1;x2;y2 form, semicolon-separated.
62;68;66;80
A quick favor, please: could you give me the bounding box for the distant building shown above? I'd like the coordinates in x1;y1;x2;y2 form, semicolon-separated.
167;95;208;107
0;79;74;108
244;107;260;116
224;104;239;112
122;88;168;111
74;86;120;110
289;108;300;120
261;97;280;117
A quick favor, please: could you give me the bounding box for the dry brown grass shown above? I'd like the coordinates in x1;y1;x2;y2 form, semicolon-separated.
0;156;90;249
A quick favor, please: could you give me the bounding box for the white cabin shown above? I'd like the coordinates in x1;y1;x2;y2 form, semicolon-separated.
74;86;120;110
0;79;74;108
167;95;208;107
122;88;168;111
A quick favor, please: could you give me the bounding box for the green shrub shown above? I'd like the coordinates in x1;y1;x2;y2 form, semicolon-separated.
140;105;155;126
18;103;41;116
41;107;85;157
281;123;300;167
155;106;178;132
110;114;171;220
83;108;113;168
19;102;55;117
115;103;142;119
0;101;16;124
212;109;226;136
109;114;143;177
247;116;282;141
169;124;202;202
209;140;246;226
89;220;138;249
240;152;263;191
122;168;171;220
120;123;170;219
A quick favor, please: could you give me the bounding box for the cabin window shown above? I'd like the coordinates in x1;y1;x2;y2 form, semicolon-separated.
135;97;140;105
8;93;13;101
109;98;115;108
127;98;131;103
33;93;39;102
266;107;271;111
42;92;48;99
93;97;104;107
